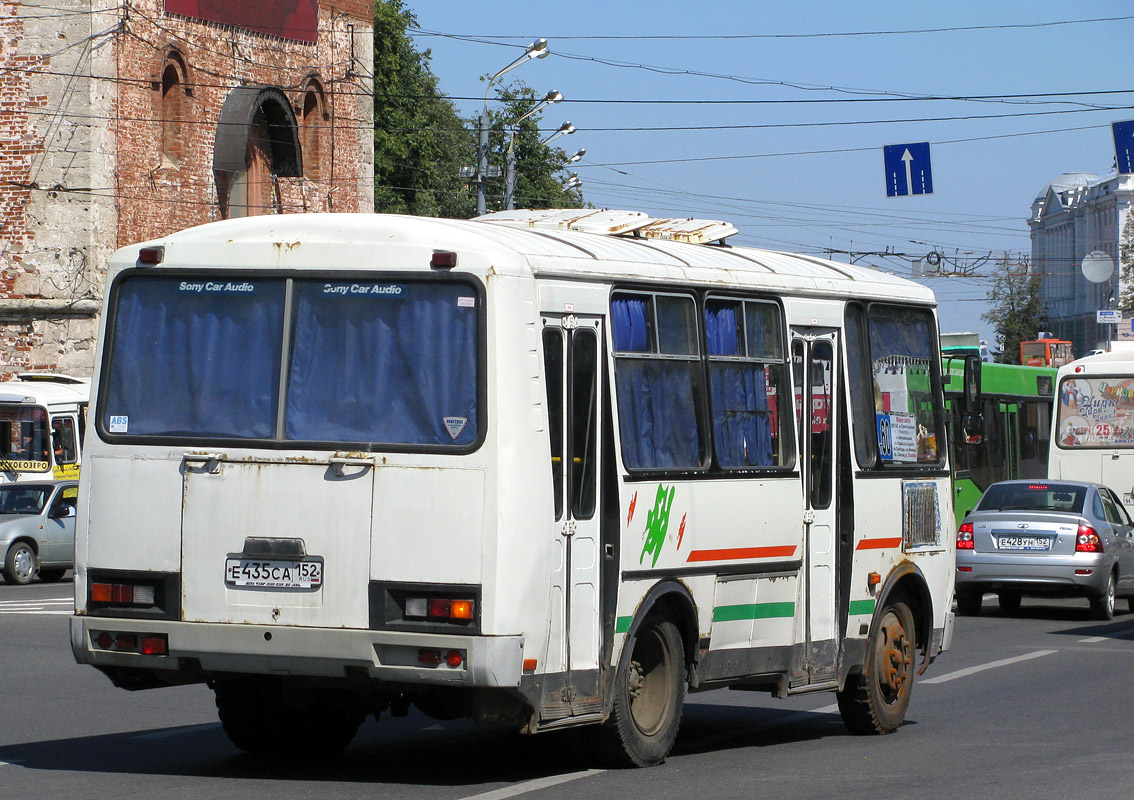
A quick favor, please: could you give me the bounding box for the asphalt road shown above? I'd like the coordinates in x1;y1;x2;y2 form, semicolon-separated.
3;578;1133;799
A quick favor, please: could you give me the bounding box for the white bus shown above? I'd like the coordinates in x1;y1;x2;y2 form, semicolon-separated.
0;373;89;483
1050;351;1134;511
70;210;957;766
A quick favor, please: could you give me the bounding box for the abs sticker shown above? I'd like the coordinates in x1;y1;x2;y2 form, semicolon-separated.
443;416;468;440
109;415;129;434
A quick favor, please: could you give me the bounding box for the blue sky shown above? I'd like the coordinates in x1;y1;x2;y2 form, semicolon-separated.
407;2;1134;345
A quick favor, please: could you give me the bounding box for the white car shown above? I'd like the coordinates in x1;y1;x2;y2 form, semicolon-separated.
0;481;78;585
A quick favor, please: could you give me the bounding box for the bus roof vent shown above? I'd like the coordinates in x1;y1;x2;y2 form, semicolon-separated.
476;208;652;236
476;208;739;245
635;217;739;245
15;372;87;384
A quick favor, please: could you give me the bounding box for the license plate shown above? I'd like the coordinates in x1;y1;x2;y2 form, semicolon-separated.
996;535;1051;551
224;557;323;588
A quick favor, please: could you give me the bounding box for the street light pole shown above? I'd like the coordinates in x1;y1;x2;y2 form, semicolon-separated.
504;89;563;210
476;39;549;216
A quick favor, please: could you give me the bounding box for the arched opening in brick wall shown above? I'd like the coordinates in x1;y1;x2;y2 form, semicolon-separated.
213;86;302;219
156;49;190;168
301;77;328;183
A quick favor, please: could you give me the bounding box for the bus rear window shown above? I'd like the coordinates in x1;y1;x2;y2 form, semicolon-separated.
101;276;480;448
1056;376;1134;448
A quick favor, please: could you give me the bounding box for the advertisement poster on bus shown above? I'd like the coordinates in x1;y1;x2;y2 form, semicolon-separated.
1057;377;1134;447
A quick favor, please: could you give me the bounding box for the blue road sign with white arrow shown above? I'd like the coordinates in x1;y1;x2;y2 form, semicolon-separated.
884;142;933;197
1114;120;1134;175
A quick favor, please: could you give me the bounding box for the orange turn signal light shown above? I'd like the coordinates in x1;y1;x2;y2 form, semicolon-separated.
450;599;474;620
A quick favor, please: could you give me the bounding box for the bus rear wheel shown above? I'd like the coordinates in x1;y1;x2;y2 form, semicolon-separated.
590;617;685;767
214;677;364;757
837;599;916;735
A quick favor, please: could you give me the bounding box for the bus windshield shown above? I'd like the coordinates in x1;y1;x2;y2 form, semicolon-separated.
101;275;481;447
0;406;51;472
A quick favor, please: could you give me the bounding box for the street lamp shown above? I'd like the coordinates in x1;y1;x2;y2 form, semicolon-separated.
541;121;575;146
504;89;563;210
567;148;586;164
476;38;549;215
565;172;582;190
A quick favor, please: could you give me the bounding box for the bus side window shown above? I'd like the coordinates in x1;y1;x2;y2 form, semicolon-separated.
52;418;78;464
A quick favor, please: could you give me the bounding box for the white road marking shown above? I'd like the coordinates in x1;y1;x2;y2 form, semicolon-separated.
919;649;1057;684
458;769;606;800
0;609;72;615
1078;624;1134;643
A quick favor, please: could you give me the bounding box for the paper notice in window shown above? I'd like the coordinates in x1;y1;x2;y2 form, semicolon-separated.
889;413;918;461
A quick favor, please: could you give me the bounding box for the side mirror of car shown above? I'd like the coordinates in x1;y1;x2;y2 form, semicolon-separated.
48;505;74;519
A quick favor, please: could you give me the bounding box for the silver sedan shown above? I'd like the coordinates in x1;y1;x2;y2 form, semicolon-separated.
0;480;78;585
956;479;1134;620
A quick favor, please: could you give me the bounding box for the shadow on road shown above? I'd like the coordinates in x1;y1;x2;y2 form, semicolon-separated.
0;701;862;783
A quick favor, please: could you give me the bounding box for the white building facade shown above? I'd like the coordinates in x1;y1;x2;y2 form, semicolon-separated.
1028;171;1134;357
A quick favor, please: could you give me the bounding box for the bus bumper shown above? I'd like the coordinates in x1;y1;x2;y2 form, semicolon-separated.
70;615;524;688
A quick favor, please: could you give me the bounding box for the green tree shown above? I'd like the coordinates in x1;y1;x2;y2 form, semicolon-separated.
981;253;1048;364
1118;213;1134;313
482;82;584;213
372;1;474;218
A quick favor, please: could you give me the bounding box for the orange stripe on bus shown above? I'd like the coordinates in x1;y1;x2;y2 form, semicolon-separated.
856;537;903;550
687;545;797;563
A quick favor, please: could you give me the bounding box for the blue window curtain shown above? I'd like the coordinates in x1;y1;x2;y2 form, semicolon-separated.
705;301;773;467
285;281;478;446
612;296;651;352
612;295;702;469
103;278;284;437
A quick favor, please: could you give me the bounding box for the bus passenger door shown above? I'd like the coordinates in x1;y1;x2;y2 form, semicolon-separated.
791;329;839;685
541;315;603;716
1001;402;1019;481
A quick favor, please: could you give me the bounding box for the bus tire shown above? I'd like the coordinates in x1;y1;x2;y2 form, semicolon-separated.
3;541;37;585
214;678;363;757
837;599;916;735
37;568;66;583
590;617;685;767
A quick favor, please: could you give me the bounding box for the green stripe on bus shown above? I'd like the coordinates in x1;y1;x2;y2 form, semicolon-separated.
712;602;795;622
615;616;633;634
848;599;877;616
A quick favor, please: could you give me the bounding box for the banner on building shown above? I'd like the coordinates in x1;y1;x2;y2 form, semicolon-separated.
165;1;319;44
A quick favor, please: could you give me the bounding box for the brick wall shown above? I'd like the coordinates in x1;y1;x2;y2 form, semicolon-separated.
0;0;375;380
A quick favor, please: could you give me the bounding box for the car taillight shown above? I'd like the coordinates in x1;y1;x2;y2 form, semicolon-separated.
957;522;975;550
1076;525;1102;553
